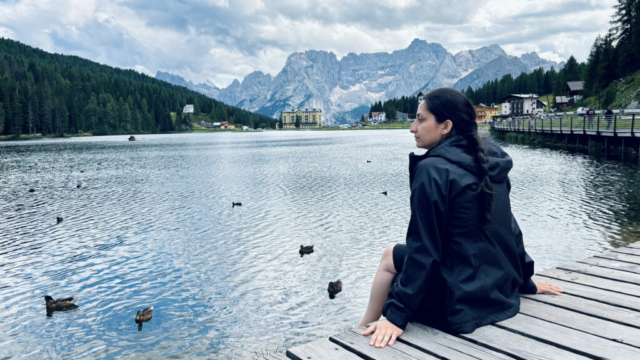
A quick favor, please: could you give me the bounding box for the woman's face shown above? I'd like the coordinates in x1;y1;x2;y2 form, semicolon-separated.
410;101;450;150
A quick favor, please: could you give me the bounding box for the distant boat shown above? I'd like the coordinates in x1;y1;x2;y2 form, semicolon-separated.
128;136;136;141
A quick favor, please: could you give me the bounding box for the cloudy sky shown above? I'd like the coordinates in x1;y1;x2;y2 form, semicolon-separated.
0;0;618;88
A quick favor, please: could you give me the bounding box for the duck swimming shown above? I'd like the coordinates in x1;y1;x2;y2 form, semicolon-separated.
232;202;242;207
135;306;153;324
56;217;63;224
44;295;77;311
381;191;387;196
328;280;342;299
299;245;314;256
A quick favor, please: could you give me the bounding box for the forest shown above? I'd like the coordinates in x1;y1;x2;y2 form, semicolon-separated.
0;38;277;137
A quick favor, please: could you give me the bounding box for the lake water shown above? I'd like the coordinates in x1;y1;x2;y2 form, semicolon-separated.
1;130;639;359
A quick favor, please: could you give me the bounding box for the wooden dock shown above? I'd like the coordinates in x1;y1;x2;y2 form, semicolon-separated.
263;242;640;360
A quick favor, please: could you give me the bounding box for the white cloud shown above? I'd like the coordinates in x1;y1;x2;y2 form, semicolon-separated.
0;0;619;88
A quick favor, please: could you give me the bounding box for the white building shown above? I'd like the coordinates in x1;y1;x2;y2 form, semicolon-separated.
501;94;545;115
501;102;511;115
183;104;194;113
371;112;386;123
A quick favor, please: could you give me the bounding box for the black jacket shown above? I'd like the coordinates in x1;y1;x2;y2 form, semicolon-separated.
381;135;537;334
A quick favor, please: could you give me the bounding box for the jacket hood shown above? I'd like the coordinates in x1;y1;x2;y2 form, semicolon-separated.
412;135;512;184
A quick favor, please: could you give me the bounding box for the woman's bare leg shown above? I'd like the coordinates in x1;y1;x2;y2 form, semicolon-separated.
358;245;397;327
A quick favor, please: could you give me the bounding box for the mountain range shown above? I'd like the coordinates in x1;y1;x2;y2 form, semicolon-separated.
156;39;564;124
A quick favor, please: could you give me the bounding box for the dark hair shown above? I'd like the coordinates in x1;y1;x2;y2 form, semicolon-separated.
423;88;493;226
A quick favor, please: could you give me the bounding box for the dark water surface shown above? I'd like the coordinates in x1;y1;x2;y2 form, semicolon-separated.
1;131;639;359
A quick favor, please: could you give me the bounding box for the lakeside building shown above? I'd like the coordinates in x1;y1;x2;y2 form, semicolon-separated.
565;81;584;101
474;104;499;121
500;102;511;115
280;108;322;128
183;104;194;113
396;111;410;122
501;94;545;115
555;96;570;108
371;112;386;123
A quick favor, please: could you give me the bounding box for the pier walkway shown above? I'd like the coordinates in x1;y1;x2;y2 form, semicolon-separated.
263;242;640;359
491;114;639;137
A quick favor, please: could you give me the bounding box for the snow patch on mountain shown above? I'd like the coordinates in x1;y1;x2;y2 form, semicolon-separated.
156;40;564;125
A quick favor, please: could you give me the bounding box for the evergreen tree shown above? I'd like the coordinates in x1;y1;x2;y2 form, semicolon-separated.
176;108;183;128
384;103;396;121
0;37;275;136
0;102;4;135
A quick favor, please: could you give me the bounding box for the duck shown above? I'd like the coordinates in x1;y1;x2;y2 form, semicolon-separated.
367;160;371;163
381;191;387;196
232;202;242;207
328;279;342;299
28;188;36;193
56;217;63;224
135;306;153;324
299;245;314;255
76;184;82;189
128;135;136;141
44;295;77;311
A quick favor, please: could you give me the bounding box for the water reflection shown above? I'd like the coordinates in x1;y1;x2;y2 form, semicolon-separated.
0;131;638;359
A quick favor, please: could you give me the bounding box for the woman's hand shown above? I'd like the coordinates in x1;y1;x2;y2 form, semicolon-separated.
535;281;563;295
362;319;403;348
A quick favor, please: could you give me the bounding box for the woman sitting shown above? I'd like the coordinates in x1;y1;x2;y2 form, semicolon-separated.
360;88;563;348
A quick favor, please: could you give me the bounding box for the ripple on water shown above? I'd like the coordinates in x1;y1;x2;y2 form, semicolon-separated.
0;131;639;359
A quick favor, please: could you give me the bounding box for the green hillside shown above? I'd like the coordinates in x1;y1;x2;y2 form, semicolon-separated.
0;38;276;137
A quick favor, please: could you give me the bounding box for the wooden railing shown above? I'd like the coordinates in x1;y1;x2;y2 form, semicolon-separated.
491;114;638;137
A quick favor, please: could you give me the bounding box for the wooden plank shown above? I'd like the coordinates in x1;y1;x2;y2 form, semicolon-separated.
518;297;640;347
557;262;640;286
401;323;513;360
286;338;362;360
537;268;640;297
612;247;640;256
531;275;640;311
496;313;640;359
578;257;640;274
597;251;640;265
459;322;589;360
331;329;439;359
523;293;640;329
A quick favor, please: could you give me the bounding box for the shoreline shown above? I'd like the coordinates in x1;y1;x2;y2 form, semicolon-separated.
0;125;490;142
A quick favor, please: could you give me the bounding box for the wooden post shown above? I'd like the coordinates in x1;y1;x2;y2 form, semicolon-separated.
605;137;607;160
596;116;600;135
613;115;617;136
631;114;635;137
570;116;573;134
589;135;591;155
560;116;562;134
622;138;625;162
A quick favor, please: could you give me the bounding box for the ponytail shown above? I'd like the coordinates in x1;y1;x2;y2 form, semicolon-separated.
423;88;493;226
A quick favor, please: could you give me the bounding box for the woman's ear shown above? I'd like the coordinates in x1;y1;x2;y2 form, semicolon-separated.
441;120;453;135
